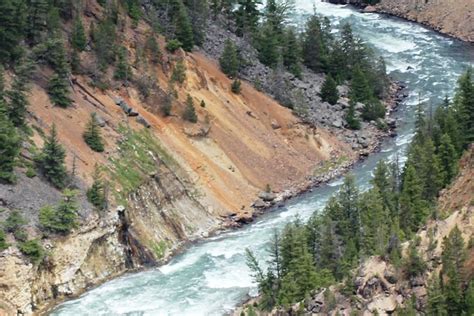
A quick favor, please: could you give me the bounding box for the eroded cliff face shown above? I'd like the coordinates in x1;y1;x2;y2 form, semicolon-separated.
374;0;474;42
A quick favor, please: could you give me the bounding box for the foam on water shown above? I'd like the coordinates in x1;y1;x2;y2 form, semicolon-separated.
52;1;474;315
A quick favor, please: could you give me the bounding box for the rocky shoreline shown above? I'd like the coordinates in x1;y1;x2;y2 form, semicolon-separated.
325;0;474;43
40;78;407;315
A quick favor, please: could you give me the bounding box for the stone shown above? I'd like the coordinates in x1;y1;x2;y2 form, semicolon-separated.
271;121;281;130
252;199;266;208
384;266;398;284
332;119;343;128
364;5;377;13
259;191;276;202
410;276;425;287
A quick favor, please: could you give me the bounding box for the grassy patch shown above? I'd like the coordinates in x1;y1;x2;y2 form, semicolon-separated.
150;240;168;259
107;125;177;204
313;155;349;177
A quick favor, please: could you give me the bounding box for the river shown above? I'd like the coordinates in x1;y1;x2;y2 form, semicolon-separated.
52;1;473;315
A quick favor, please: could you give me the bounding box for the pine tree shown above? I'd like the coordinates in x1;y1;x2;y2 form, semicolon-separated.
464;280;474;316
0;72;20;183
7;62;31;128
0;0;26;63
36;124;67;188
172;0;194;51
171;60;186;84
231;79;241;94
437;134;458;186
83;113;104;152
26;0;50;44
145;34;161;64
87;165;106;210
183;0;209;46
219;39;239;77
40;189;78;234
404;241;426;278
48;73;72;108
320;74;339;105
235;0;261;36
399;163;427;234
47;39;72;108
302;14;327;73
349;65;373;104
71;16;87;51
282;28;301;78
346;100;360;130
114;46;132;81
257;22;280;68
427;275;448;316
359;188;388;256
182;94;197;123
441;226;466;315
453;68;474;147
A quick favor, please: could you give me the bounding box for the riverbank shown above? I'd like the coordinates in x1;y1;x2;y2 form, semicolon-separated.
43;76;406;315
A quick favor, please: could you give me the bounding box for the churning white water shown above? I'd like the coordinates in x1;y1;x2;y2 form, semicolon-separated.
52;1;473;315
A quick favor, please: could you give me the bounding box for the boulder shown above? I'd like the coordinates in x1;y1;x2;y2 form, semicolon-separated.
271;121;281;130
410;276;425;287
384;266;398;284
364;5;377;13
259;191;276;202
252;199;266;208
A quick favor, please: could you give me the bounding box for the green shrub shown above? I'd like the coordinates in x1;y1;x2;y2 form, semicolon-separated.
19;240;44;264
0;229;8;251
231;79;242;94
171;60;186;84
182;94;197;123
39;189;78;234
25;167;36;178
5;211;26;233
166;39;182;53
83;113;104;152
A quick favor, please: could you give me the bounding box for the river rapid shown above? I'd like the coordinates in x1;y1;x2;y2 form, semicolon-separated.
52;1;474;315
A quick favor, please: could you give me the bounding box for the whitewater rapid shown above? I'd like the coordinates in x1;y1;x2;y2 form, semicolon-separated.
52;1;473;315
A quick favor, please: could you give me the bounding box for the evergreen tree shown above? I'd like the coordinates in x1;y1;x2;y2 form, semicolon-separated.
145;34;161;64
404;241;426;278
231;79;242;94
464;280;474;316
441;226;466;315
39;189;78;234
47;39;72;108
48;73;72;108
26;0;50;44
83;113;104;152
257;22;280;68
282;27;301;78
346;100;360;130
36;124;67;188
71;16;87;51
0;82;20;183
235;0;261;36
183;0;209;46
91;17;117;70
302;14;327;73
114;46;132;81
0;0;27;63
453;68;474;148
320;74;339;105
359;188;388;256
399;163;427;234
427;275;448;316
173;0;194;51
219;39;239;77
171;60;186;84
87;165;106;210
437;134;458;186
349;65;373;104
182;94;197;123
7;62;31;128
